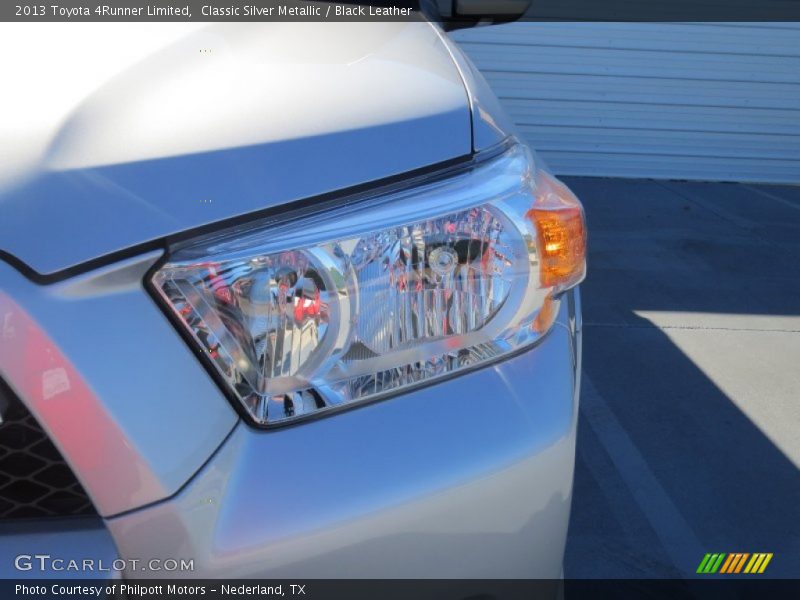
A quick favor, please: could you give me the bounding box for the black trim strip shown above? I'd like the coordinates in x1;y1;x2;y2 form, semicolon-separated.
4;139;534;435
140;145;510;428
143;138;558;431
103;419;240;520
0;151;482;285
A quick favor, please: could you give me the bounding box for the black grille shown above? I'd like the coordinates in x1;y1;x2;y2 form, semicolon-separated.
0;379;97;519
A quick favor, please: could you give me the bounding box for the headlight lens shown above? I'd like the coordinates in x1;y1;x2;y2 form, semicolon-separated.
151;141;585;426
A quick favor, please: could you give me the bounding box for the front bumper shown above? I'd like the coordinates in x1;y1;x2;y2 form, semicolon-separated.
107;292;581;579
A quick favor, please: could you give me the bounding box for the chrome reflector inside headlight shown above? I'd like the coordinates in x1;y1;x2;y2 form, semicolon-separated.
151;141;586;426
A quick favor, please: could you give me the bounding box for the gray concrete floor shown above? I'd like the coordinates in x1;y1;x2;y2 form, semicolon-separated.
560;177;800;578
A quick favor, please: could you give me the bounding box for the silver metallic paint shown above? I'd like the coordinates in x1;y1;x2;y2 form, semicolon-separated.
434;26;520;152
107;297;580;578
0;518;119;579
0;19;581;577
0;22;471;276
0;256;238;516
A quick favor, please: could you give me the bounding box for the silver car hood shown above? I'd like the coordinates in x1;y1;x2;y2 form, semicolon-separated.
0;22;471;276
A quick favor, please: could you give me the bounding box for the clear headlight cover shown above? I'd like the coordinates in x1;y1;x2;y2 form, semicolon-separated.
151;141;585;426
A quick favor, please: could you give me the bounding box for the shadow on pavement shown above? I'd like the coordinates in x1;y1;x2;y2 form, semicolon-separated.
560;176;800;578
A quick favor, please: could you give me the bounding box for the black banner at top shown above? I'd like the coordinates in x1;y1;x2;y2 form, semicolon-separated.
3;0;800;22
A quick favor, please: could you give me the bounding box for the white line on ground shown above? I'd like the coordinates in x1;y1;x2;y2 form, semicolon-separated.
580;375;705;576
742;184;800;213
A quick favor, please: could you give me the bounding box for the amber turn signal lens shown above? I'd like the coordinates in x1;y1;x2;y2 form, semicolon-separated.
532;293;558;334
526;171;587;292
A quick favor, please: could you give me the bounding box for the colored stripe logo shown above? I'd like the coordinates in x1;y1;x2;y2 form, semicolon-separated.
697;553;773;574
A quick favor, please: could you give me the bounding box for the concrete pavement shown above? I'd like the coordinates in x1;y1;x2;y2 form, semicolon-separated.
561;177;800;578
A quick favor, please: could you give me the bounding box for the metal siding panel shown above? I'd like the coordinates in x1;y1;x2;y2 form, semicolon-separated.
453;23;800;183
483;72;798;110
519;126;800;160
500;100;800;136
543;151;800;182
459;44;800;83
454;22;800;55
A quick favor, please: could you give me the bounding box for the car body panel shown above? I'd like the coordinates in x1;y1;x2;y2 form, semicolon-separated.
0;22;471;276
0;18;582;580
106;295;580;578
433;28;520;152
0;518;119;579
0;255;239;517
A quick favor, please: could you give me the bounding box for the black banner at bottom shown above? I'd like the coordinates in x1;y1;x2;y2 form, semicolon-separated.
5;579;800;600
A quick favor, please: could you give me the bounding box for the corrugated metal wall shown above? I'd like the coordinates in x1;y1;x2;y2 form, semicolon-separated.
452;23;800;184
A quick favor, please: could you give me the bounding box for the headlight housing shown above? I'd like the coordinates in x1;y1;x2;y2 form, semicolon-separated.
151;140;586;426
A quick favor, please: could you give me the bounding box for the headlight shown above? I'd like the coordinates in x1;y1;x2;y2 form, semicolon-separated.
151;140;586;426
